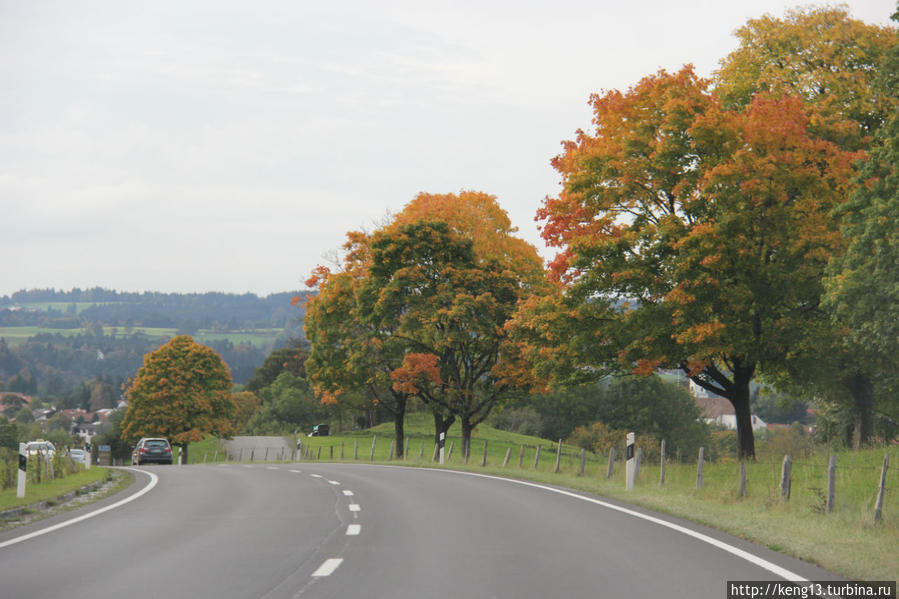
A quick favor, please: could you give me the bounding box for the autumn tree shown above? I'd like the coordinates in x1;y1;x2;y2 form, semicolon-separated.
304;232;417;456
715;6;898;446
366;221;535;459
122;335;235;463
537;67;858;459
304;191;543;457
714;5;897;150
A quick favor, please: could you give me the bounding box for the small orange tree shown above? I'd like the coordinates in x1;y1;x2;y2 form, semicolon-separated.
122;335;235;463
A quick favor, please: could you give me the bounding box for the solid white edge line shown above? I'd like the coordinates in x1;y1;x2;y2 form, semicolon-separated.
346;524;361;536
0;467;159;550
311;558;343;577
442;469;809;583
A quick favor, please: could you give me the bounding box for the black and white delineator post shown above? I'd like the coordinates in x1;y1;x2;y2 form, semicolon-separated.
625;432;635;491
17;442;27;498
438;432;446;465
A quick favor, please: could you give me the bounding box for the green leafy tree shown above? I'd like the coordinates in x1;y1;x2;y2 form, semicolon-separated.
121;335;235;462
244;346;309;392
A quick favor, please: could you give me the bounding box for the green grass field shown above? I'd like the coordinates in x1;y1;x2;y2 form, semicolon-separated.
189;415;897;581
0;325;282;348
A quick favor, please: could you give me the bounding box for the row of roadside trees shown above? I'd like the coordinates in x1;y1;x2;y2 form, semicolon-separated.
114;7;897;460
302;6;899;460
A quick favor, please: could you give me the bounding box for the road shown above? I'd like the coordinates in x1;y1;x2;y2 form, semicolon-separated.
0;463;842;599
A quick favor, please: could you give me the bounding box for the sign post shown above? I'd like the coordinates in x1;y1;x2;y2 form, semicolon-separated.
626;432;635;491
17;443;27;498
438;432;446;465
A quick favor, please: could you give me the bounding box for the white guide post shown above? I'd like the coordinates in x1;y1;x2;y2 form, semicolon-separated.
625;432;636;491
438;432;446;465
17;442;27;498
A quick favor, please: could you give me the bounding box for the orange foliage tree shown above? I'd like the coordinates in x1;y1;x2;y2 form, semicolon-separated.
304;192;543;457
537;66;858;459
122;335;235;462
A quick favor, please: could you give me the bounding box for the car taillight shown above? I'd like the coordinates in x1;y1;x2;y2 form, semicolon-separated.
164;448;171;453
140;448;148;454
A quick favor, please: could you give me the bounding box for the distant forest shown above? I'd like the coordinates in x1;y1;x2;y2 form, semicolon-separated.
0;288;312;405
0;288;309;332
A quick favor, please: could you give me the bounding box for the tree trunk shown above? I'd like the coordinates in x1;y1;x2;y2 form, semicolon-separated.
432;411;455;445
844;371;874;449
393;395;407;458
461;418;473;461
729;380;755;460
180;443;189;465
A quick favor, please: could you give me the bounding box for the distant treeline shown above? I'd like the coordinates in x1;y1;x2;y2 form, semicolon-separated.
1;288;310;331
0;288;315;398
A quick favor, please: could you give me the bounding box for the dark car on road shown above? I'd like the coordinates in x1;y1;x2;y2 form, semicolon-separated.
309;424;330;437
132;438;173;465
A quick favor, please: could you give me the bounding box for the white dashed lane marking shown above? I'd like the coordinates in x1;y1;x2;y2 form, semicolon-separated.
289;469;302;473
342;490;354;496
346;524;361;536
309;474;322;478
311;558;343;577
328;480;340;485
348;504;361;512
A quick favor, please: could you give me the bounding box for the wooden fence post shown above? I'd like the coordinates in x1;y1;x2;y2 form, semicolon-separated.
432;442;439;462
534;445;542;470
503;447;512;468
341;442;345;460
481;440;488;467
354;439;359;460
404;438;410;461
448;441;455;460
659;440;666;485
419;442;424;459
579;448;587;477
554;439;562;473
826;455;837;513
696;447;705;489
606;447;615;479
634;447;643;480
518;445;524;468
316;446;321;460
264;448;269;462
780;455;792;500
370;436;377;461
874;452;889;524
388;441;395;461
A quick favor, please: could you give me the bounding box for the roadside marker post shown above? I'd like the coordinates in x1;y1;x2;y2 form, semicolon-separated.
438;432;446;465
17;443;26;498
626;432;635;491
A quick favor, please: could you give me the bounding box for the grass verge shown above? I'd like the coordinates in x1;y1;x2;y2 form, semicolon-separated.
0;467;113;512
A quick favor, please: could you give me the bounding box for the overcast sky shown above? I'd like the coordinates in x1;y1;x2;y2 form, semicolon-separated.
1;0;894;298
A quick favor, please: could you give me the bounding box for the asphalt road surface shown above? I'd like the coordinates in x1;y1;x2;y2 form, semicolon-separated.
0;463;842;599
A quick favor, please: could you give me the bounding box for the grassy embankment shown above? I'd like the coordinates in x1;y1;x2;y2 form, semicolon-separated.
0;466;116;512
190;413;897;581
